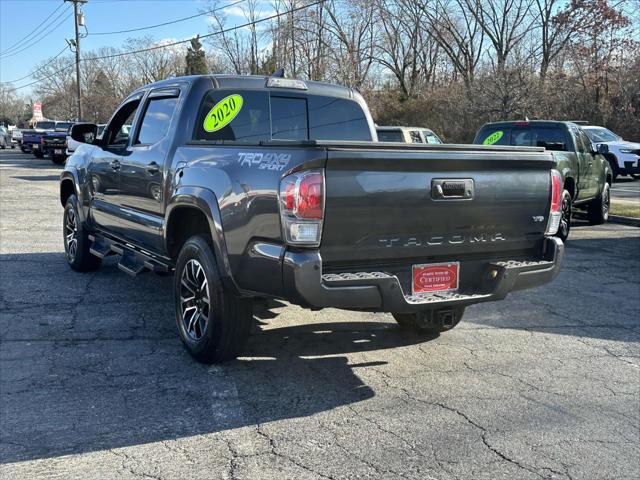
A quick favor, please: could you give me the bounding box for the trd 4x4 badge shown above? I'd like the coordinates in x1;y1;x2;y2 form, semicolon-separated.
237;152;290;171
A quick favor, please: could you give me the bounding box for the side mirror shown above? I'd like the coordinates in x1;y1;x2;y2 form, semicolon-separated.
596;143;609;155
70;123;98;145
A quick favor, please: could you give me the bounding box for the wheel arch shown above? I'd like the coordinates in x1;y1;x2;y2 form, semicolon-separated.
165;187;237;291
60;171;81;206
563;176;576;199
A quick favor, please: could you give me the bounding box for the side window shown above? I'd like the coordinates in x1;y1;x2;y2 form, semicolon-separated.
423;131;441;144
308;96;372;141
106;100;141;148
271;96;308;140
194;90;270;143
573;128;588;153
409;131;422;143
578;130;593;154
135;96;179;145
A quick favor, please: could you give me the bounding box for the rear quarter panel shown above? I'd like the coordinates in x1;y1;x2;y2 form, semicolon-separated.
171;144;326;294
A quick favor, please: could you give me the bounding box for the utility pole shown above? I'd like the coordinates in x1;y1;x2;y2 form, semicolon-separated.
65;0;87;121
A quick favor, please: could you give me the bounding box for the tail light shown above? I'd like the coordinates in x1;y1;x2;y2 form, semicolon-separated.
545;170;562;236
279;170;324;246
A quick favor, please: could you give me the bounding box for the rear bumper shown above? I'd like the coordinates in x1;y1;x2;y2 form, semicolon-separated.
43;146;66;156
283;237;564;313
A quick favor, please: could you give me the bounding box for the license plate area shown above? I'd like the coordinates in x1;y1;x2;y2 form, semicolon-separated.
412;262;459;295
54;149;62;154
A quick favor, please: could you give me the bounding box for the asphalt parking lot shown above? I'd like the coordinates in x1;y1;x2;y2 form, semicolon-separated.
1;149;639;480
611;178;640;207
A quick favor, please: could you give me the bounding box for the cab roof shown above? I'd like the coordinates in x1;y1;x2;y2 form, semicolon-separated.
131;74;357;100
376;126;434;132
480;120;579;129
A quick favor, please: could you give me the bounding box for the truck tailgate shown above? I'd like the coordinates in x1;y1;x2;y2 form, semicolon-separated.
320;146;555;266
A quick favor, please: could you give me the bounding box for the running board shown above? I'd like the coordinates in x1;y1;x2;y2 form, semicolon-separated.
88;234;171;276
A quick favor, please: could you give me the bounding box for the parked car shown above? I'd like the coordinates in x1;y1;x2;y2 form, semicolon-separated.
61;74;564;363
377;126;443;144
581;125;640;180
474;120;612;241
0;126;11;149
10;128;23;147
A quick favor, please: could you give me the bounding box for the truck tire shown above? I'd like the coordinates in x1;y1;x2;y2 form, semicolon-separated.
587;182;610;225
51;156;65;165
393;307;465;334
605;155;619;181
63;195;101;272
34;151;44;159
556;190;572;242
174;235;252;363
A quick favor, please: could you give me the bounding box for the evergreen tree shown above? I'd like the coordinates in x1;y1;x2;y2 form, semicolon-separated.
184;36;208;75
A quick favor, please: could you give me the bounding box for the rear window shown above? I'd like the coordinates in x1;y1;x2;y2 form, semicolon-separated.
377;130;404;142
34;121;55;130
55;122;74;131
193;90;372;143
476;126;569;151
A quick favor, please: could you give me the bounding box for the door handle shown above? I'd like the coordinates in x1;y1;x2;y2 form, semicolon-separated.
146;162;160;174
110;159;121;171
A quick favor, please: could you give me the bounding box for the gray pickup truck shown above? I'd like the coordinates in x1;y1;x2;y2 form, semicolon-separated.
62;75;564;363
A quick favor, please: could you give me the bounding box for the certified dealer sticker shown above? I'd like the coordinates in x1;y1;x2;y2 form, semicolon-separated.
412;262;460;294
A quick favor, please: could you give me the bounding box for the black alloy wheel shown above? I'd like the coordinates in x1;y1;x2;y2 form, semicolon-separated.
179;259;211;341
64;206;78;263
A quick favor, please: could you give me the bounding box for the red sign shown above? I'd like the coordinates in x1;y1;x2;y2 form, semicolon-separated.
412;262;459;294
32;101;43;122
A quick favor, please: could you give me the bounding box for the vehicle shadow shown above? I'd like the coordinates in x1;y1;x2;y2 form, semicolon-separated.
0;154;61;170
12;175;61;182
0;253;428;464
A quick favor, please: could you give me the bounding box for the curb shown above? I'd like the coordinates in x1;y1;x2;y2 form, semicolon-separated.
608;215;640;227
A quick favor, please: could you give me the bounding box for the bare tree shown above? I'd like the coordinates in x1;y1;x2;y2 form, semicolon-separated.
322;0;377;89
375;0;440;97
420;0;485;90
463;0;535;70
533;0;589;81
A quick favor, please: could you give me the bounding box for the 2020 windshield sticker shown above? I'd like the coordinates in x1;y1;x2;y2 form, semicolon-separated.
483;130;503;145
203;94;243;132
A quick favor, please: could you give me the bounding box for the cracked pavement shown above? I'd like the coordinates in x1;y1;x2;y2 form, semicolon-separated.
1;149;639;479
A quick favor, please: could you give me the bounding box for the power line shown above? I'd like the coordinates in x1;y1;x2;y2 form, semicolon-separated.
5;62;76;92
0;7;73;59
2;46;71;84
0;2;65;55
83;0;326;62
89;0;247;36
7;0;327;92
